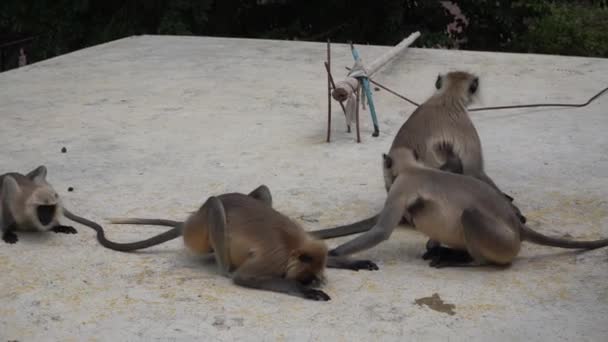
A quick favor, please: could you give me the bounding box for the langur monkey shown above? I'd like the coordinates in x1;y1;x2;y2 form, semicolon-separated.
329;147;608;267
311;71;525;241
87;185;375;300
1;166;79;243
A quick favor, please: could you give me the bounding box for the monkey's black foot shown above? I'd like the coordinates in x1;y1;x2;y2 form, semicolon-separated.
422;239;441;260
52;225;78;234
348;259;379;271
421;248;436;260
302;288;331;301
3;231;18;244
425;245;473;268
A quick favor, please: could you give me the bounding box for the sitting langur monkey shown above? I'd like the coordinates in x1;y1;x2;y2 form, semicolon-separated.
79;185;374;300
311;71;525;246
329;148;608;267
1;166;79;243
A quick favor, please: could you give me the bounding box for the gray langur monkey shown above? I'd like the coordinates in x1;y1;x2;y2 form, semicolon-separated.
76;185;376;300
311;71;526;243
328;148;608;268
1;166;78;243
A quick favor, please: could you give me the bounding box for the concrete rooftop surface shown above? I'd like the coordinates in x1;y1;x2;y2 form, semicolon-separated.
1;35;607;341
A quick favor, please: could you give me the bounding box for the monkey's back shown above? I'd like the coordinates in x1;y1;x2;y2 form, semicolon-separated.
218;193;308;265
406;168;521;231
390;101;484;174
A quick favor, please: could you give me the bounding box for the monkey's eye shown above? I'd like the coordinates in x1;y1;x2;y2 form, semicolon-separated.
55;194;59;199
469;78;479;94
435;75;442;89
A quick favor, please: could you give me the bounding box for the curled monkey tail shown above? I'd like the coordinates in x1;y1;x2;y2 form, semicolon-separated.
63;209;181;252
309;214;378;239
521;225;608;249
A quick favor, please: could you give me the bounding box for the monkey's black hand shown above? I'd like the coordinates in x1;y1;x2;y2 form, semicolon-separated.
52;225;78;234
348;259;379;271
2;231;18;244
302;288;331;301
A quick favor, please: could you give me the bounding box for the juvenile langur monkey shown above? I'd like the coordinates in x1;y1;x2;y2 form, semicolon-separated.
92;185;374;300
1;166;78;243
329;148;608;267
311;71;525;241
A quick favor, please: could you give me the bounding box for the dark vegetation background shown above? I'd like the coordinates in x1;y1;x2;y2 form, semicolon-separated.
1;0;607;71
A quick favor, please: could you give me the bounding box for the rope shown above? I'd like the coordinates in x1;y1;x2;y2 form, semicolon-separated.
344;66;608;111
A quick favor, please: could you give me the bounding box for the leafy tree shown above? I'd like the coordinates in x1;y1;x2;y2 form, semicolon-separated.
517;2;608;57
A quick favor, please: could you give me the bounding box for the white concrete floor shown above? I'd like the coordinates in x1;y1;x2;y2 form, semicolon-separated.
1;35;607;341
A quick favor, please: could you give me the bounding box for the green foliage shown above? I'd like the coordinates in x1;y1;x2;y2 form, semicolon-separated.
517;3;608;57
1;0;607;70
455;0;550;51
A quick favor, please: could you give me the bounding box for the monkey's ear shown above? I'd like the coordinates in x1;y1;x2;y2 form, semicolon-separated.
2;176;22;199
298;253;314;263
469;77;479;94
435;74;442;89
27;165;47;184
383;154;393;169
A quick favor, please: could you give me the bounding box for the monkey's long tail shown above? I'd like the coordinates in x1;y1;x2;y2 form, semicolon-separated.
309;215;378;239
63;209;181;252
521;225;608;249
108;218;181;227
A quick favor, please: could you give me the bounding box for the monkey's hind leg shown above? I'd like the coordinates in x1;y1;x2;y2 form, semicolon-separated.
326;256;379;271
232;258;330;301
474;171;526;224
205;196;231;276
248;185;272;207
435;142;463;174
51;225;78;234
457;208;520;268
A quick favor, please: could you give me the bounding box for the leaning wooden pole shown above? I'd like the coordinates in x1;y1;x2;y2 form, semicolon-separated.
332;31;421;103
326;39;332;142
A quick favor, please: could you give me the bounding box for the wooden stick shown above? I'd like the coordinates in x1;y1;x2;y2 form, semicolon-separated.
324;62;347;114
332;31;420;102
326;39;331;142
355;83;361;143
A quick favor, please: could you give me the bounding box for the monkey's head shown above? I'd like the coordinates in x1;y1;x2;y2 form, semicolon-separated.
383;147;422;178
287;239;328;287
3;166;62;231
434;71;479;106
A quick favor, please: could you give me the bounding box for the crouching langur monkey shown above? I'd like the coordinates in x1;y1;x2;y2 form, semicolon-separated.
311;71;527;243
76;185;376;300
1;166;80;243
329;148;608;268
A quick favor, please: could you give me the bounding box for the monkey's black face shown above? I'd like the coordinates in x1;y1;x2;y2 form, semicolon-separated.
37;205;56;226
